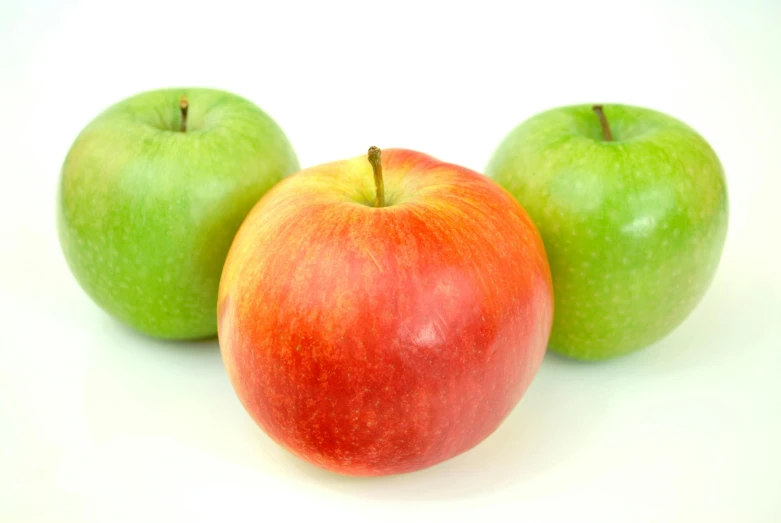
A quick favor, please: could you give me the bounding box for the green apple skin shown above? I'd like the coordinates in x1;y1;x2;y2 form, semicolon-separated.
486;104;728;360
57;88;299;340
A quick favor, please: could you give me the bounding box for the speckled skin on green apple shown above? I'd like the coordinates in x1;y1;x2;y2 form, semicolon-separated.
486;104;728;360
57;88;299;340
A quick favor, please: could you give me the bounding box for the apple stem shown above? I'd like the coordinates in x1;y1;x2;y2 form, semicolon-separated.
592;104;613;142
368;146;385;208
179;95;189;132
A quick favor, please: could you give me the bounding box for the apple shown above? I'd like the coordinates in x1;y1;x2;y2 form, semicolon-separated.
486;104;728;360
218;147;553;475
57;88;299;339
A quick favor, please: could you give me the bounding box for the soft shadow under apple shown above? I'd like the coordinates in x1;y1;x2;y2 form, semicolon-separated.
277;354;611;501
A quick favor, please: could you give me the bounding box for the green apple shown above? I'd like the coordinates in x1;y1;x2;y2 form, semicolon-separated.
486;104;728;360
57;88;299;340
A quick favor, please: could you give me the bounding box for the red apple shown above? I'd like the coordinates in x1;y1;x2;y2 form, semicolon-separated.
218;148;553;476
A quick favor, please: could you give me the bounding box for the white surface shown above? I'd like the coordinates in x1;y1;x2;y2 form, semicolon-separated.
1;0;780;521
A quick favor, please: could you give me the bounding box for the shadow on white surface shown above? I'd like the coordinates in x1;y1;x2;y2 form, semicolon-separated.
66;269;778;508
601;268;777;378
75;307;608;501
82;316;227;447
265;355;610;501
252;272;775;501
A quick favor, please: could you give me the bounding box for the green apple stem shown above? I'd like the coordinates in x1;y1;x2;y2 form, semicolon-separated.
368;146;385;208
592;105;613;141
179;95;189;132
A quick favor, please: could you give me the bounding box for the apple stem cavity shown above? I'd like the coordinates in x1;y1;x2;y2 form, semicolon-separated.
592;104;613;142
179;95;189;132
368;146;385;208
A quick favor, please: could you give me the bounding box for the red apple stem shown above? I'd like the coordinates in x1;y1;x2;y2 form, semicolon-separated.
179;95;189;132
368;146;385;207
592;104;613;141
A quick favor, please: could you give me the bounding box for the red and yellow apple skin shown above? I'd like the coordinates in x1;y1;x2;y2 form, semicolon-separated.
218;149;553;476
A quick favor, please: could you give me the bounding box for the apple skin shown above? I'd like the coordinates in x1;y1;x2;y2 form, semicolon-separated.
218;149;553;476
486;104;728;360
57;88;299;340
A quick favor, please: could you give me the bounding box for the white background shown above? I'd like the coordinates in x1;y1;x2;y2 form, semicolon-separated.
1;0;780;521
